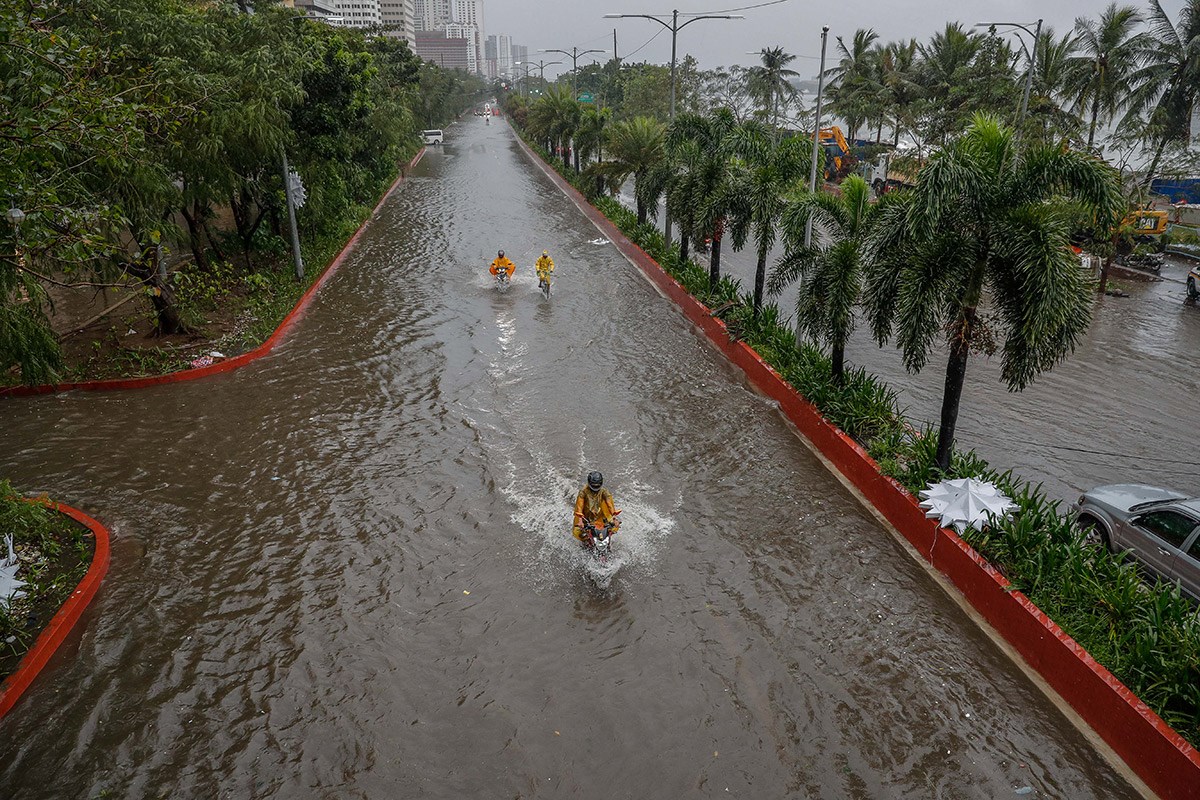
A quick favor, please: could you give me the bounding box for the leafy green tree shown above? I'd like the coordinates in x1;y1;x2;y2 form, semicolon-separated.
0;0;171;378
1064;3;1146;150
768;176;882;383
865;115;1121;472
1123;0;1200;187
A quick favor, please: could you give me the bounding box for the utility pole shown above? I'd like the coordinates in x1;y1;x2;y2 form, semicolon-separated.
605;9;743;249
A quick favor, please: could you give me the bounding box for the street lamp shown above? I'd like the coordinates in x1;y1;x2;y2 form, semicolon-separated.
605;9;743;246
7;206;25;271
540;47;605;99
516;60;562;98
974;19;1043;128
605;9;743;121
805;27;830;247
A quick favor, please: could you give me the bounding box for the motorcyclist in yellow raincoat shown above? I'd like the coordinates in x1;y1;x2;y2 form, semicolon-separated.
489;250;515;279
535;250;554;288
573;471;619;543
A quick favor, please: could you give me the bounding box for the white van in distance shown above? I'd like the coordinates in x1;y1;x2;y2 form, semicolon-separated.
422;130;444;145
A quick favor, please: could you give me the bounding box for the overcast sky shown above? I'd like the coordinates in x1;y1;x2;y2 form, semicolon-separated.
487;0;1187;81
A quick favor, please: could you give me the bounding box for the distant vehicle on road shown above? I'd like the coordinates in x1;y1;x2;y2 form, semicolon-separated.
1073;484;1200;600
1188;264;1199;301
422;129;444;145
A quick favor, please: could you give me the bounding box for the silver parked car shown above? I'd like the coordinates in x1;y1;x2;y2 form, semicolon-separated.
1073;484;1200;599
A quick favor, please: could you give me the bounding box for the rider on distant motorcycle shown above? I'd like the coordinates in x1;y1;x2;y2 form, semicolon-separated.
489;250;515;280
574;471;618;544
535;250;554;286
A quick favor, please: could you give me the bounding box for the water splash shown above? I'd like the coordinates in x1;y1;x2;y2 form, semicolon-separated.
502;463;674;593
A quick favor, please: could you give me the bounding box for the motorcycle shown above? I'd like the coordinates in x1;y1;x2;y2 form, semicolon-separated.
493;269;511;292
1117;251;1164;273
580;510;621;566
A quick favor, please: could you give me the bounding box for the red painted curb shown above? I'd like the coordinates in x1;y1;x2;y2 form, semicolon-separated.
1;148;426;399
514;131;1200;800
0;501;110;719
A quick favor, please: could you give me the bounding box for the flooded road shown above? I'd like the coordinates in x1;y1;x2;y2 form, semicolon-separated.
0;121;1140;798
706;212;1200;503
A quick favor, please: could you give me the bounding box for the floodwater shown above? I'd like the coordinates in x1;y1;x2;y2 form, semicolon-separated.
0;120;1140;798
702;202;1200;504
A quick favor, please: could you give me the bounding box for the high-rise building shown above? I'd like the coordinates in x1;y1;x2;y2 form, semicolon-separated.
484;35;499;79
330;0;380;28
414;0;447;31
380;0;416;47
444;23;479;73
498;33;512;77
295;0;346;26
413;0;482;74
415;30;471;71
513;44;528;69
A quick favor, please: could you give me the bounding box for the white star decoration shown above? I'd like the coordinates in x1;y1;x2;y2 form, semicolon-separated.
919;478;1017;534
0;534;27;610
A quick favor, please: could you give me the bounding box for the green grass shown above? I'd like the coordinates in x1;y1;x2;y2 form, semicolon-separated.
519;126;1200;749
0;482;92;681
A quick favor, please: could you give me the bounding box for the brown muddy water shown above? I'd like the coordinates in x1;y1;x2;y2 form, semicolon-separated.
0;120;1140;799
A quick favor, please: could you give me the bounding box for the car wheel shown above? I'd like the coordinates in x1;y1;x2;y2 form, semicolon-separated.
1078;515;1112;552
1188;275;1198;300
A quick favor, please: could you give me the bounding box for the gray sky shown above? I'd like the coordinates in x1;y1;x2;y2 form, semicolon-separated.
487;0;1187;81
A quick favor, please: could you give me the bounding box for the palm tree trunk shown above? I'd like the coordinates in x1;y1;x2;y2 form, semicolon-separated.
1087;93;1100;150
831;342;846;385
636;200;647;226
934;306;976;472
709;219;725;293
1144;137;1169;190
680;222;690;263
753;245;768;314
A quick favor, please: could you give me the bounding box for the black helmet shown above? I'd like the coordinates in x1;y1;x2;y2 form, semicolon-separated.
587;471;603;490
498;249;505;257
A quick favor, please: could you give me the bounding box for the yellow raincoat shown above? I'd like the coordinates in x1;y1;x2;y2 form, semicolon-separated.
535;253;555;283
573;486;617;540
489;256;515;278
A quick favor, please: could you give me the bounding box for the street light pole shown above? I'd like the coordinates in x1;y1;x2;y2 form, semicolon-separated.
540;47;605;99
805;26;830;250
605;9;743;248
975;19;1043;129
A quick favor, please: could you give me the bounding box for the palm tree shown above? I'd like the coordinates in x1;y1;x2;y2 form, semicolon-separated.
725;123;811;313
1028;28;1083;143
1064;3;1146;150
575;105;612;176
670;109;742;292
826;29;880;140
915;23;982;144
747;46;800;134
590;116;665;225
768;175;882;383
879;39;921;147
1123;0;1200;187
864;115;1121;472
